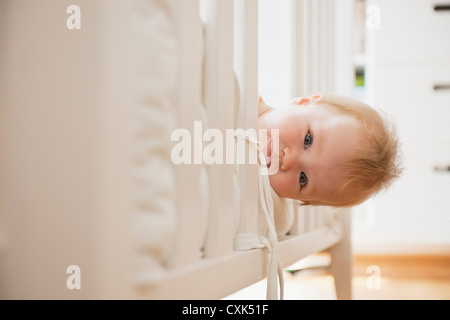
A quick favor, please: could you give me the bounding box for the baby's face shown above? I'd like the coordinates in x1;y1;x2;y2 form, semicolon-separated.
258;102;365;205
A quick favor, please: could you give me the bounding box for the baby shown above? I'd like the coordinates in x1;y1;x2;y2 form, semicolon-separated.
257;94;402;207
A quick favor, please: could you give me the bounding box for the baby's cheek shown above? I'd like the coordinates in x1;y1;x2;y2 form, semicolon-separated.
268;174;292;198
257;116;270;131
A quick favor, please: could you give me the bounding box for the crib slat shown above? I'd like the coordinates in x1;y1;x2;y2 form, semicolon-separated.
326;0;335;93
291;0;313;96
319;0;327;92
293;0;334;97
310;0;320;94
169;0;207;269
308;206;318;231
316;206;324;228
201;0;235;258
289;205;307;235
234;0;259;236
291;0;304;97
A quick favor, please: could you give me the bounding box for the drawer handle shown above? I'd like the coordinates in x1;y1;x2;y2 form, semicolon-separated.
434;5;450;11
434;165;450;172
433;84;450;91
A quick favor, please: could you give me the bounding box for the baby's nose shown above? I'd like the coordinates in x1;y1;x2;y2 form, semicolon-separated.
280;146;299;171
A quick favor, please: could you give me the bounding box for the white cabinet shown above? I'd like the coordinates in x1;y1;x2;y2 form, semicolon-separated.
372;0;450;63
355;0;450;252
373;64;450;143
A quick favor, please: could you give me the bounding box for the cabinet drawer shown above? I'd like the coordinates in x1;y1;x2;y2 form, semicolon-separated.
371;0;450;63
372;64;450;144
371;140;450;222
371;63;450;222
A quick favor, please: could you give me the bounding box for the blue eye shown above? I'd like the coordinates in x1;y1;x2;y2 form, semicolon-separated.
300;172;308;186
304;132;313;147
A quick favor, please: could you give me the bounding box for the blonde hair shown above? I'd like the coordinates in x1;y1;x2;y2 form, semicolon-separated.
314;94;403;207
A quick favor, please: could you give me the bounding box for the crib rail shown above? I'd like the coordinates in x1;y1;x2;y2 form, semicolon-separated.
136;0;352;300
137;209;347;300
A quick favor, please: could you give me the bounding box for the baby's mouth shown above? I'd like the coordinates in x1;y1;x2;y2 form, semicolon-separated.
266;139;272;168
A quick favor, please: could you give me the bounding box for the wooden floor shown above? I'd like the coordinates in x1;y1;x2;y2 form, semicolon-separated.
224;254;450;300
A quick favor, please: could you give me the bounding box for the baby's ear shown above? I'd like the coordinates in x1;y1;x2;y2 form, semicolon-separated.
289;94;322;106
258;96;273;117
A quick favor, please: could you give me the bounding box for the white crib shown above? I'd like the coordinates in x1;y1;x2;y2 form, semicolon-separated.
0;0;353;300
